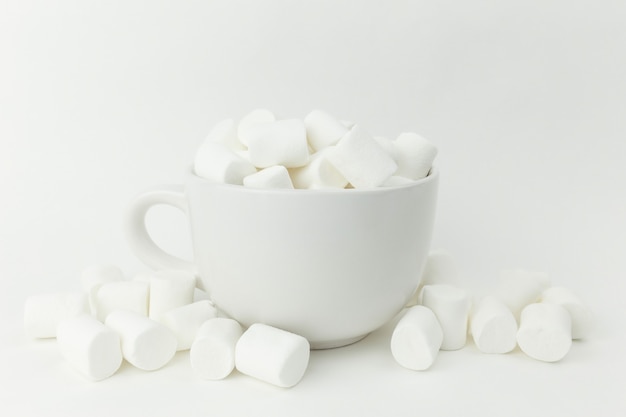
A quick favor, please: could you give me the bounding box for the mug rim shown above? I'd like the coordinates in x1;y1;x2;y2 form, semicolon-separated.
187;165;438;194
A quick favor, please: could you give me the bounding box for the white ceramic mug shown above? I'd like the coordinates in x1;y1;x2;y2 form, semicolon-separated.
126;168;439;348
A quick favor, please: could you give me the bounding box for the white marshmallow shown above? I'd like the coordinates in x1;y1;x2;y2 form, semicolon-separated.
540;287;592;340
105;310;177;371
420;284;470;351
237;109;276;145
235;323;310;388
517;302;572;362
194;141;257;185
470;296;518;354
24;292;90;339
190;318;243;380
494;269;551;321
241;119;310;168
304;109;349;151
243;165;294;189
406;249;458;307
205;118;244;151
326;124;397;188
288;148;348;189
160;301;219;351
149;270;196;320
391;306;443;371
81;264;125;315
95;281;149;322
56;315;122;381
393;132;437;180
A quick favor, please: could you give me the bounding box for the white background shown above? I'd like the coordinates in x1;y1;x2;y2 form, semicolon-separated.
1;0;625;415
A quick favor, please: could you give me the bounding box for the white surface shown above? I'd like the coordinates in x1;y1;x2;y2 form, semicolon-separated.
1;0;625;415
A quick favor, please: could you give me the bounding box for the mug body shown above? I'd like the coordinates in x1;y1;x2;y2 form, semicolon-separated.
185;169;439;348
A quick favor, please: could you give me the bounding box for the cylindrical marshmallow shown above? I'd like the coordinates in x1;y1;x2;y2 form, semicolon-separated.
540;287;591;340
149;270;196;320
243;165;294;189
56;315;122;381
288;147;348;189
190;318;243;380
159;301;219;351
194;141;257;185
391;306;443;371
105;310;177;371
470;296;518;354
393;132;437;180
235;323;310;388
241;119;310;168
205;118;244;151
304;109;349;151
420;284;470;351
326;124;398;188
494;269;551;321
24;292;90;338
81;264;125;315
516;302;572;362
95;281;149;322
237;109;276;145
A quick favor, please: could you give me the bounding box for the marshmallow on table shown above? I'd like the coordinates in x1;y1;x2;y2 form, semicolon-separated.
243;165;294;189
288;147;348;189
237;109;276;145
81;264;125;315
391;306;443;371
235;323;310;388
24;292;89;339
205;118;244;151
194;141;257;185
516;302;572;362
470;296;518;354
190;318;243;380
420;284;470;351
160;301;219;351
494;269;550;321
105;310;177;371
56;315;122;381
540;286;591;340
326;124;398;188
393;132;437;180
149;269;196;320
407;249;458;307
95;280;149;322
241;119;310;168
304;109;349;151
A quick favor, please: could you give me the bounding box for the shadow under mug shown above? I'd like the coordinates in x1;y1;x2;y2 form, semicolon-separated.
126;168;439;349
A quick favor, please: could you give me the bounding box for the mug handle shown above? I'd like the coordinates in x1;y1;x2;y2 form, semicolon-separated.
125;185;196;273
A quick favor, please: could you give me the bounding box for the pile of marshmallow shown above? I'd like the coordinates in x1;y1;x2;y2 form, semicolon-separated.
24;266;309;387
24;252;592;387
392;251;592;370
194;109;437;189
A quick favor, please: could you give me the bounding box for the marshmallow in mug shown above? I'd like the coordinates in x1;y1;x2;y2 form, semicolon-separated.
194;110;437;189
